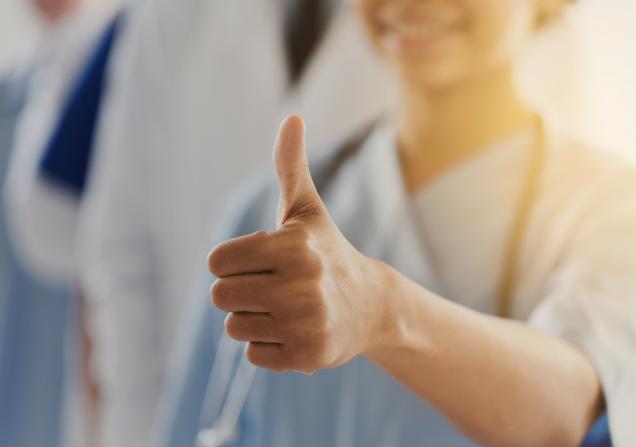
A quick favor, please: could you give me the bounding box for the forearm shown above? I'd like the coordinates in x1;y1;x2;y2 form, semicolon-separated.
365;261;603;447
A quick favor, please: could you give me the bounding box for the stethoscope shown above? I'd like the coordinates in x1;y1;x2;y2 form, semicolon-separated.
196;334;257;447
195;118;548;447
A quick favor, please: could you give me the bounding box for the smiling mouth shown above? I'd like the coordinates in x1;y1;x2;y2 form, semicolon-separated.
378;15;466;53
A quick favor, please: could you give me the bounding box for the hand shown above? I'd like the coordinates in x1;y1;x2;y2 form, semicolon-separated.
208;116;394;374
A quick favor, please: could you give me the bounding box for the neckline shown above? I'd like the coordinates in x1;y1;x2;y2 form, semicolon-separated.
408;128;536;203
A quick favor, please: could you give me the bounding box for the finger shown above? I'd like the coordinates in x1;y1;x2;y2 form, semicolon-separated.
245;342;291;372
225;312;283;344
273;115;324;226
209;228;320;278
208;231;274;277
211;274;301;313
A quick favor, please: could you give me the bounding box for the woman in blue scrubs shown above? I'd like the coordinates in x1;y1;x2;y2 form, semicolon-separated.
165;0;632;445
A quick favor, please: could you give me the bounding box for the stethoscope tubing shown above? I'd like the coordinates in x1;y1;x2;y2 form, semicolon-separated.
196;335;258;447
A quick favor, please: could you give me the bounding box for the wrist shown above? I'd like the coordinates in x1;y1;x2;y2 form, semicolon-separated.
361;259;440;368
361;258;411;357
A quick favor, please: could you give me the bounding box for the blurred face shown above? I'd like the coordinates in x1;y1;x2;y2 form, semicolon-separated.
33;0;84;24
354;0;557;89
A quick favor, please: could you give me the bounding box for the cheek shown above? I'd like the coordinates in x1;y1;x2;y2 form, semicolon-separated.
354;0;537;88
353;0;385;47
469;0;536;66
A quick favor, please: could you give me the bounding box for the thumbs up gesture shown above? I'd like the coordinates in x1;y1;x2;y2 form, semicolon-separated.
208;116;394;374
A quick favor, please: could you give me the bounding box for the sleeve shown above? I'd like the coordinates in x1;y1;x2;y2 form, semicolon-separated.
154;177;277;447
76;11;171;447
529;167;636;447
76;1;232;446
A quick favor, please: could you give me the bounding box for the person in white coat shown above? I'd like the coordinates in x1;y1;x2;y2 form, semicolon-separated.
77;0;393;445
166;0;634;446
4;0;120;283
3;2;124;446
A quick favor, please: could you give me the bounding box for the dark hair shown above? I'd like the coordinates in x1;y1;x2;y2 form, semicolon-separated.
285;0;336;87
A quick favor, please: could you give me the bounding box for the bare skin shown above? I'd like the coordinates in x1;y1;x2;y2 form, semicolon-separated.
209;117;601;446
209;0;603;445
32;0;84;25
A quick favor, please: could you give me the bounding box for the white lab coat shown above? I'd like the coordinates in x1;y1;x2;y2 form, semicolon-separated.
3;4;120;284
164;122;636;447
77;0;393;445
2;6;122;447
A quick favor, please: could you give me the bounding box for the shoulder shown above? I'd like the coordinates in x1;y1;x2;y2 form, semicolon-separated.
552;131;635;177
541;130;636;244
213;170;277;240
309;121;375;193
544;130;636;200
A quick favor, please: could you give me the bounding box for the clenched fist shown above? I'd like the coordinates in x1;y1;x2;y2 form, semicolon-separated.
208;116;395;374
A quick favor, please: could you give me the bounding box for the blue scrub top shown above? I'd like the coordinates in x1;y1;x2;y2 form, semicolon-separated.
158;149;481;447
160;128;612;447
0;76;72;447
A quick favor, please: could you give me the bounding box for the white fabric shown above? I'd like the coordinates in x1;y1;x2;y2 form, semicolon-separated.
171;121;636;446
77;1;393;445
403;126;636;445
411;130;535;313
3;4;120;284
1;6;121;447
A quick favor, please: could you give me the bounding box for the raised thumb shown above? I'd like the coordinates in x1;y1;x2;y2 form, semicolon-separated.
274;115;322;226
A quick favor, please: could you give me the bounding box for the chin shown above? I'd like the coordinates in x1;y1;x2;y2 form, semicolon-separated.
392;57;471;92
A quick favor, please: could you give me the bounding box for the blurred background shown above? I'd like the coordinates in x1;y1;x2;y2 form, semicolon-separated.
0;2;37;73
2;0;635;156
0;0;635;446
0;0;42;74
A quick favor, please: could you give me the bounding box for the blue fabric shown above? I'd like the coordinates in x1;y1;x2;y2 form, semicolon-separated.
161;133;617;447
0;14;123;446
581;413;612;447
0;77;72;447
160;160;480;447
39;14;122;194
